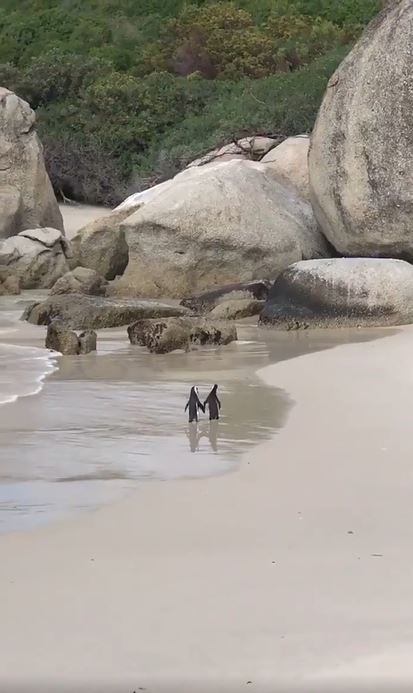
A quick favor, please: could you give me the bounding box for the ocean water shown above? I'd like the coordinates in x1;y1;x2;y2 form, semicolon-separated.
0;340;291;533
0;292;386;534
0;292;57;406
0;342;56;406
0;292;292;533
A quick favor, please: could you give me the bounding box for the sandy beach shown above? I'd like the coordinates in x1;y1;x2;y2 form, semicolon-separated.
3;3;413;690
0;316;411;691
59;203;110;239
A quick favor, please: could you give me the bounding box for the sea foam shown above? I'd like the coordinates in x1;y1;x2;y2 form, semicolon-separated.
0;343;57;407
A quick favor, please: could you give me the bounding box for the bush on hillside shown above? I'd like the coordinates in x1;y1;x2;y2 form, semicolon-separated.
42;132;129;206
0;0;382;204
139;2;350;78
120;47;349;197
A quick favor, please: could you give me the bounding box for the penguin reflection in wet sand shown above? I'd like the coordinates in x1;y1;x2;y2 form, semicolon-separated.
204;384;221;420
185;386;205;423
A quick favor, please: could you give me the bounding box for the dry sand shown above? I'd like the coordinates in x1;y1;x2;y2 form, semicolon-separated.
59;203;110;239
0;324;412;690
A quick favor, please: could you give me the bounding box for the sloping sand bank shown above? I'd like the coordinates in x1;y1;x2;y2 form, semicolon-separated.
59;203;110;239
0;326;412;691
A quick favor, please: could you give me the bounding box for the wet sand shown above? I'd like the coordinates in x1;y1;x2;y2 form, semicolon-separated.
0;291;388;532
0;325;290;532
0;311;409;690
0;293;383;532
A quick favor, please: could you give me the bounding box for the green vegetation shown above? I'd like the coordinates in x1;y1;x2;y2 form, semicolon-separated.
0;0;382;204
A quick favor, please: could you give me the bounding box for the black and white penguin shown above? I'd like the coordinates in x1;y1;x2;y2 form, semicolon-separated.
185;386;205;423
204;384;221;420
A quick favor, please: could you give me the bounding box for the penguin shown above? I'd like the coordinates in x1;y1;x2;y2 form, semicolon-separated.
204;384;221;421
185;386;205;423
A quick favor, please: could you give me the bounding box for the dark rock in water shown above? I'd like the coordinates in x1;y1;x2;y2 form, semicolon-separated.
260;258;413;329
46;321;80;355
181;280;271;314
46;322;97;355
24;294;189;329
50;267;108;296
78;330;97;354
128;317;237;354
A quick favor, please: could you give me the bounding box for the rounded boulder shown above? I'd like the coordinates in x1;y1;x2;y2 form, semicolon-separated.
309;2;413;258
260;258;413;328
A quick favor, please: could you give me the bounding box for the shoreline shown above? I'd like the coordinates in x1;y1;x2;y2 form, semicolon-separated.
0;343;57;406
0;324;411;688
0;297;392;534
0;307;293;532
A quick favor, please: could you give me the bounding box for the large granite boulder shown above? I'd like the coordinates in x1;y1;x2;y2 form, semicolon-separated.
0;88;63;237
128;317;237;354
116;139;279;214
181;280;271;314
69;205;139;280
0;185;23;238
0;228;70;289
50;266;108;296
260;258;413;329
24;294;190;329
114;159;329;298
309;2;413;258
262;135;310;200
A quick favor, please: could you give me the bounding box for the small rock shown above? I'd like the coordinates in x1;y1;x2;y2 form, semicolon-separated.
45;321;80;355
0;274;20;295
209;298;265;320
128;317;237;354
50;267;108;296
3;275;21;295
0;227;70;289
70;205;140;280
78;330;97;354
181;280;271;314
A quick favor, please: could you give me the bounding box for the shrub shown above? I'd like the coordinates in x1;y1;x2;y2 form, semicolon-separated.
0;0;381;204
42;131;130;206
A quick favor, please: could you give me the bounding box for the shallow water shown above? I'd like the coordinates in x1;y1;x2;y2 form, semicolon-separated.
0;292;393;534
0;334;291;532
0;343;56;406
